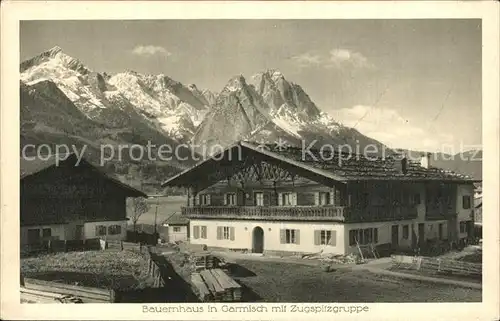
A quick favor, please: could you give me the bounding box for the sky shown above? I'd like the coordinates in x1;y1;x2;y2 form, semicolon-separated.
20;20;482;153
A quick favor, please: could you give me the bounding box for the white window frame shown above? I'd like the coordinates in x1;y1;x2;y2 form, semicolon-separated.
254;192;264;206
223;226;230;240
201;194;211;205
282;192;294;206
173;226;181;232
319;192;331;205
225;193;236;206
285;229;296;244
320;230;332;245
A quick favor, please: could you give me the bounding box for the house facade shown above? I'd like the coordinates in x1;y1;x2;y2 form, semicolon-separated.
161;142;478;256
20;154;147;245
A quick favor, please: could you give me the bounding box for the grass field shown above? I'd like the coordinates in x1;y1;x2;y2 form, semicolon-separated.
228;259;481;302
134;195;186;225
21;250;153;290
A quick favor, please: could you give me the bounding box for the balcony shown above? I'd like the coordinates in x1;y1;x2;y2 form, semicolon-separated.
181;205;419;223
181;206;346;222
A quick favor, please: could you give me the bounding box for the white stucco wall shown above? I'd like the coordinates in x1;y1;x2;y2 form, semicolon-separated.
84;220;127;241
20;224;67;245
456;184;474;239
189;219;346;255
167;225;188;242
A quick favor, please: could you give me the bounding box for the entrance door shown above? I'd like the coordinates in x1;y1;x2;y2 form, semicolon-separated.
418;223;425;246
75;225;84;240
391;225;399;249
252;227;264;253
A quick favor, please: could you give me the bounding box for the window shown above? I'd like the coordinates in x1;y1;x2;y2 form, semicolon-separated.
460;221;467;233
349;228;379;245
402;225;409;239
223;226;230;240
201;226;207;239
225;193;236;206
462;195;471;209
96;225;107;236
319;192;331;205
173;226;181;232
280;192;296;206
108;225;122;235
320;230;332;245
254;192;264;206
42;228;52;238
285;229;296;244
200;194;211;205
217;226;234;240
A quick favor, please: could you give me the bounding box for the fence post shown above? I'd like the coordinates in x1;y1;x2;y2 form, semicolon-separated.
64;240;68;252
120;241;124;251
437;259;441;272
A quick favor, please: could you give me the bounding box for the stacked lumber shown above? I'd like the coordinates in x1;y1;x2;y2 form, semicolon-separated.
190;273;212;302
22;278;114;303
192;252;218;271
21;288;66;303
192;269;242;302
211;269;242;301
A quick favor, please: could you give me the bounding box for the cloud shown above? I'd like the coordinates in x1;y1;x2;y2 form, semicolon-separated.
290;48;373;69
332;105;455;152
327;49;373;69
131;45;171;57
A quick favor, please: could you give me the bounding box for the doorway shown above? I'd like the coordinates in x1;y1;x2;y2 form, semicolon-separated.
75;225;84;240
391;225;399;249
252;227;264;253
418;223;425;246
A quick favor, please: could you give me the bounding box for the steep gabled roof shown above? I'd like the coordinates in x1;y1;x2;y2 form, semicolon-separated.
21;153;147;197
161;141;479;188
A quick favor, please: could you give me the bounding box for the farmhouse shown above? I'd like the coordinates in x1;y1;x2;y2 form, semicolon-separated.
161;141;479;256
20;153;147;245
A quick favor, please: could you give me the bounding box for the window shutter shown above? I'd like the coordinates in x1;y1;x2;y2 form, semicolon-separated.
280;229;286;244
278;193;283;206
201;226;207;239
217;226;222;240
206;194;211;205
373;228;378;243
223;194;227;205
314;192;320;205
329;230;337;246
193;226;200;239
314;230;321;245
230;227;235;241
330;189;335;205
295;229;300;244
194;194;200;206
292;193;297;206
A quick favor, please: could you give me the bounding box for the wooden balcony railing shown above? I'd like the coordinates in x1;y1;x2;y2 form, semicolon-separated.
181;206;346;221
348;206;419;222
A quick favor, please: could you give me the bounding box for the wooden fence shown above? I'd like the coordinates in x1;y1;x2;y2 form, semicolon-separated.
391;255;482;278
21;238;102;257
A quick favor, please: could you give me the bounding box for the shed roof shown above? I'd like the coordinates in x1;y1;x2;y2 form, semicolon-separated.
20;153;147;197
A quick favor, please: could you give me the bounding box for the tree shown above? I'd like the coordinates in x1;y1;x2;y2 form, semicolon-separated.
128;197;150;232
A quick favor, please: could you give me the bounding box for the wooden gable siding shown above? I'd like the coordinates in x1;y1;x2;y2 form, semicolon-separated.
21;164;129;226
194;175;346;207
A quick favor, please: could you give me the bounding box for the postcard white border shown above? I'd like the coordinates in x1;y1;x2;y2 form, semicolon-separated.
1;1;499;320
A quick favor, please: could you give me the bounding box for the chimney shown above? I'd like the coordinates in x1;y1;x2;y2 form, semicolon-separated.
420;153;431;169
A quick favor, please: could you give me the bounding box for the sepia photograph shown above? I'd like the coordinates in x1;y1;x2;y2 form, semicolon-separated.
1;1;499;320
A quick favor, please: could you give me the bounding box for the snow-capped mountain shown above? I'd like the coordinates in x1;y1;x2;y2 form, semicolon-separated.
20;46;391;163
21;46;211;142
192;69;389;155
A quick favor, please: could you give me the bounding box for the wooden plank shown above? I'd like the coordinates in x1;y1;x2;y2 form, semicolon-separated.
200;270;224;298
24;278;111;296
23;280;111;301
191;273;212;302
